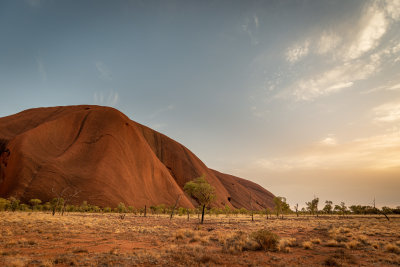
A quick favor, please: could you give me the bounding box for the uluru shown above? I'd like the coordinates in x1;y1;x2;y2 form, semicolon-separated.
0;105;274;210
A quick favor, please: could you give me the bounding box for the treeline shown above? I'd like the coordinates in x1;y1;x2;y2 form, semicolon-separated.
0;197;266;216
1;196;398;217
295;197;400;216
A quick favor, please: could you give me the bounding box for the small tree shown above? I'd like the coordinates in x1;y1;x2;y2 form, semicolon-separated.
250;192;254;221
273;196;289;218
170;194;182;220
117;202;127;213
323;200;333;214
265;207;270;219
184;176;216;224
334;204;341;214
306;197;319;216
340;202;347;216
9;197;20;212
294;203;299;217
51;197;64;215
224;204;231;217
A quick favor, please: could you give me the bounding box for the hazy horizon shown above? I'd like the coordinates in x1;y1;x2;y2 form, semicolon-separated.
1;0;399;208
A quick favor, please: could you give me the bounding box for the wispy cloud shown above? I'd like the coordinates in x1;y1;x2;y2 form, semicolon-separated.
388;83;400;91
254;129;400;171
291;58;377;101
373;101;400;123
319;135;337;146
278;1;400;101
95;61;112;81
253;15;259;29
317;32;341;55
36;58;47;82
148;104;175;119
346;7;388;60
285;40;309;64
93;90;119;107
242;16;259;46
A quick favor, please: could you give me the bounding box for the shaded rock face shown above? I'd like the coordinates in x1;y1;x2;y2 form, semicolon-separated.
0;105;274;209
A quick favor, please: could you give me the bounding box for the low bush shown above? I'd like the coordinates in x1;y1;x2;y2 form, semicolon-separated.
385;243;400;254
250;229;279;251
302;241;313;249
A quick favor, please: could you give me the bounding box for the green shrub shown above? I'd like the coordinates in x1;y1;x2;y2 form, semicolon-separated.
117;202;127;213
19;203;30;211
43;202;52;211
80;201;89;212
29;199;42;211
8;197;20;212
0;198;10;211
103;207;112;213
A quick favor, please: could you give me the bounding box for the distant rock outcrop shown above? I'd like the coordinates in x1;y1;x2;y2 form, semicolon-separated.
0;105;274;209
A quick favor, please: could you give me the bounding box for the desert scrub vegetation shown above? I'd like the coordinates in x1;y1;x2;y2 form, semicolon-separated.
0;209;399;266
385;243;400;254
250;229;280;251
302;241;313;249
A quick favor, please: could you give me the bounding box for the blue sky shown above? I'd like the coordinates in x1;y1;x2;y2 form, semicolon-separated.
1;0;400;207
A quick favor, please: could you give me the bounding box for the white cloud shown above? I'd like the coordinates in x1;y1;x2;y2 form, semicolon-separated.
317;32;341;54
285;40;309;64
95;61;112;81
292;59;378;101
388;83;400;91
384;0;400;20
253;1;399;105
94;90;119;107
320;135;337;146
289;52;383;101
346;8;388;60
392;43;400;54
373;101;400;123
36;58;47;82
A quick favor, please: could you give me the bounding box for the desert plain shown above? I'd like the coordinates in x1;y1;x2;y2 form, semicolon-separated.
1;212;400;267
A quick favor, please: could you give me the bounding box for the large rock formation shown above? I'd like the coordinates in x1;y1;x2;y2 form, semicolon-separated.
0;105;274;209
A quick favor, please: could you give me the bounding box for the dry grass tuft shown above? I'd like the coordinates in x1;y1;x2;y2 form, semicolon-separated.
385;243;400;254
325;239;345;248
356;234;369;245
328;249;357;265
250;229;279;251
345;240;360;249
302;241;313;250
222;231;257;254
3;257;28;267
278;238;297;251
311;238;321;244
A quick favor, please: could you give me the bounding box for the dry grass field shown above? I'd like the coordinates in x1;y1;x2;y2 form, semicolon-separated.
1;212;400;266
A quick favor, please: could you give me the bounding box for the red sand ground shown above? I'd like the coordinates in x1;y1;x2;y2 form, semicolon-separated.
1;212;399;267
0;105;274;209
